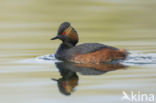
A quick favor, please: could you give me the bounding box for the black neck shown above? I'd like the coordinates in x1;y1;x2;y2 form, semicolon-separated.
56;42;75;54
62;42;75;49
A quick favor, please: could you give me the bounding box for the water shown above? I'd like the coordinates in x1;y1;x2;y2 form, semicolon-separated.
0;0;156;103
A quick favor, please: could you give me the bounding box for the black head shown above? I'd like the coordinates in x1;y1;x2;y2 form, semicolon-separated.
51;22;79;45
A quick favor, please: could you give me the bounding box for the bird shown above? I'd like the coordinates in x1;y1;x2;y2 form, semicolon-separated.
51;22;128;64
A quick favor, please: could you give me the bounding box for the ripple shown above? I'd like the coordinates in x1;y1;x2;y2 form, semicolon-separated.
16;54;58;64
122;52;156;66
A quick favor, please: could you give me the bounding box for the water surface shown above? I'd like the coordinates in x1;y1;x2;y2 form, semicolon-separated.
0;0;156;103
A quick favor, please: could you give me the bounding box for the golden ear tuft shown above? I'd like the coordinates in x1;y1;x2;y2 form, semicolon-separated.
65;26;73;34
65;26;78;41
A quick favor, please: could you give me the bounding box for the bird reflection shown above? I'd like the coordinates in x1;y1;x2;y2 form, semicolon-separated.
52;62;127;96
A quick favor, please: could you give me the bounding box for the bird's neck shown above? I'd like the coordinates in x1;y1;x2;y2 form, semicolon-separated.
57;42;75;53
63;42;76;49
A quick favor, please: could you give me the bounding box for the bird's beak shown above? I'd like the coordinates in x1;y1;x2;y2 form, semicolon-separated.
51;35;59;40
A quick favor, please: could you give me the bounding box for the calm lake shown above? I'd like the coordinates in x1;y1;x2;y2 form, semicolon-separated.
0;0;156;103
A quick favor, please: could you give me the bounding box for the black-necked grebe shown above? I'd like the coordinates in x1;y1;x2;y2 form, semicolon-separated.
51;22;128;64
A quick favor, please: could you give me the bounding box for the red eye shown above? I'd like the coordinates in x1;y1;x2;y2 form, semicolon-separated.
62;32;66;35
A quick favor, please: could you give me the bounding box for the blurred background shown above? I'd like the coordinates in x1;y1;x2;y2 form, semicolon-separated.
0;0;156;103
0;0;156;46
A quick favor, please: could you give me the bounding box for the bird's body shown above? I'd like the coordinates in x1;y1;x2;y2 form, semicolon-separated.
51;22;128;64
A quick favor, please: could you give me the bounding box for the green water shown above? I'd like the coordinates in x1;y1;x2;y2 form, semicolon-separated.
0;0;156;103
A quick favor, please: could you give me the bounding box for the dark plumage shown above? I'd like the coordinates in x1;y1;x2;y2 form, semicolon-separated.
51;22;128;64
57;22;70;35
